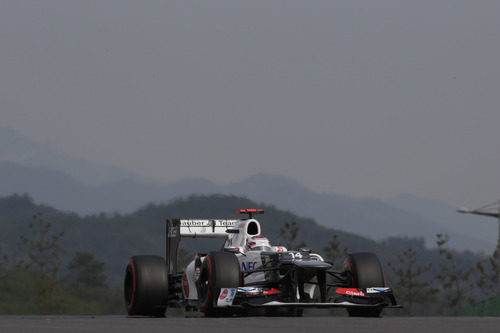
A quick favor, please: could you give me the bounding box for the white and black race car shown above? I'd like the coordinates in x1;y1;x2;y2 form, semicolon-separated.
124;209;400;317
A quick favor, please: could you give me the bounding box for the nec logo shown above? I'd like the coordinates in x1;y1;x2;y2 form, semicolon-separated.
241;261;257;271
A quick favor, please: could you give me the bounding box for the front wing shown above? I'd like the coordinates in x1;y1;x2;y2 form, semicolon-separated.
245;301;401;309
216;287;401;310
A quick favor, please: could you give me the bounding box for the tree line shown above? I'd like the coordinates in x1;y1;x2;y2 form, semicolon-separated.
280;221;499;316
1;194;497;315
0;213;123;314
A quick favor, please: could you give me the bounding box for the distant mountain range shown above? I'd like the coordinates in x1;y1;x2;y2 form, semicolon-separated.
0;127;137;186
0;127;496;253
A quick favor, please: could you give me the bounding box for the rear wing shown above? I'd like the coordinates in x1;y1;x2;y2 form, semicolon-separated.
165;219;240;274
178;219;240;238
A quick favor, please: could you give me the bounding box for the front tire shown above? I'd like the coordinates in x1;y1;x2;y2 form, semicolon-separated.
345;252;385;289
124;255;168;317
344;252;386;317
197;251;240;317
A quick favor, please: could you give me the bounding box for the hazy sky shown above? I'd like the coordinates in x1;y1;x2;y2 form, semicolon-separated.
1;1;500;207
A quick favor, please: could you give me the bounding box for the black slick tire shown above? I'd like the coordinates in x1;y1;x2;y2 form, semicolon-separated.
197;251;240;317
345;252;386;289
124;255;168;317
344;252;386;317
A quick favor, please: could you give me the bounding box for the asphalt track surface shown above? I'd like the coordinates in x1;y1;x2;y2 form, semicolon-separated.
1;316;499;333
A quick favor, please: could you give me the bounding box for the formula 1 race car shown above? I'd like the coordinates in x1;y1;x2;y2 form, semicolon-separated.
124;209;400;317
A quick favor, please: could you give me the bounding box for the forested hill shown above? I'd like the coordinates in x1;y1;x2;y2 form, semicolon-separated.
1;161;492;253
0;193;479;288
2;193;496;315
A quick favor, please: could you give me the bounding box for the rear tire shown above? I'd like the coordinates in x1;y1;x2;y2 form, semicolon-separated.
344;252;385;317
124;255;168;317
197;251;240;317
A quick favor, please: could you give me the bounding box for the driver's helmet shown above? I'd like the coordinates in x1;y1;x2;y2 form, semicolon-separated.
245;235;272;252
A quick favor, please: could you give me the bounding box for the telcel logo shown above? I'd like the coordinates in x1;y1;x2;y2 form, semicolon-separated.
219;289;228;300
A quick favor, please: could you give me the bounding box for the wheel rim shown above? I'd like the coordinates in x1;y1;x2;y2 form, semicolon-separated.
199;259;212;310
